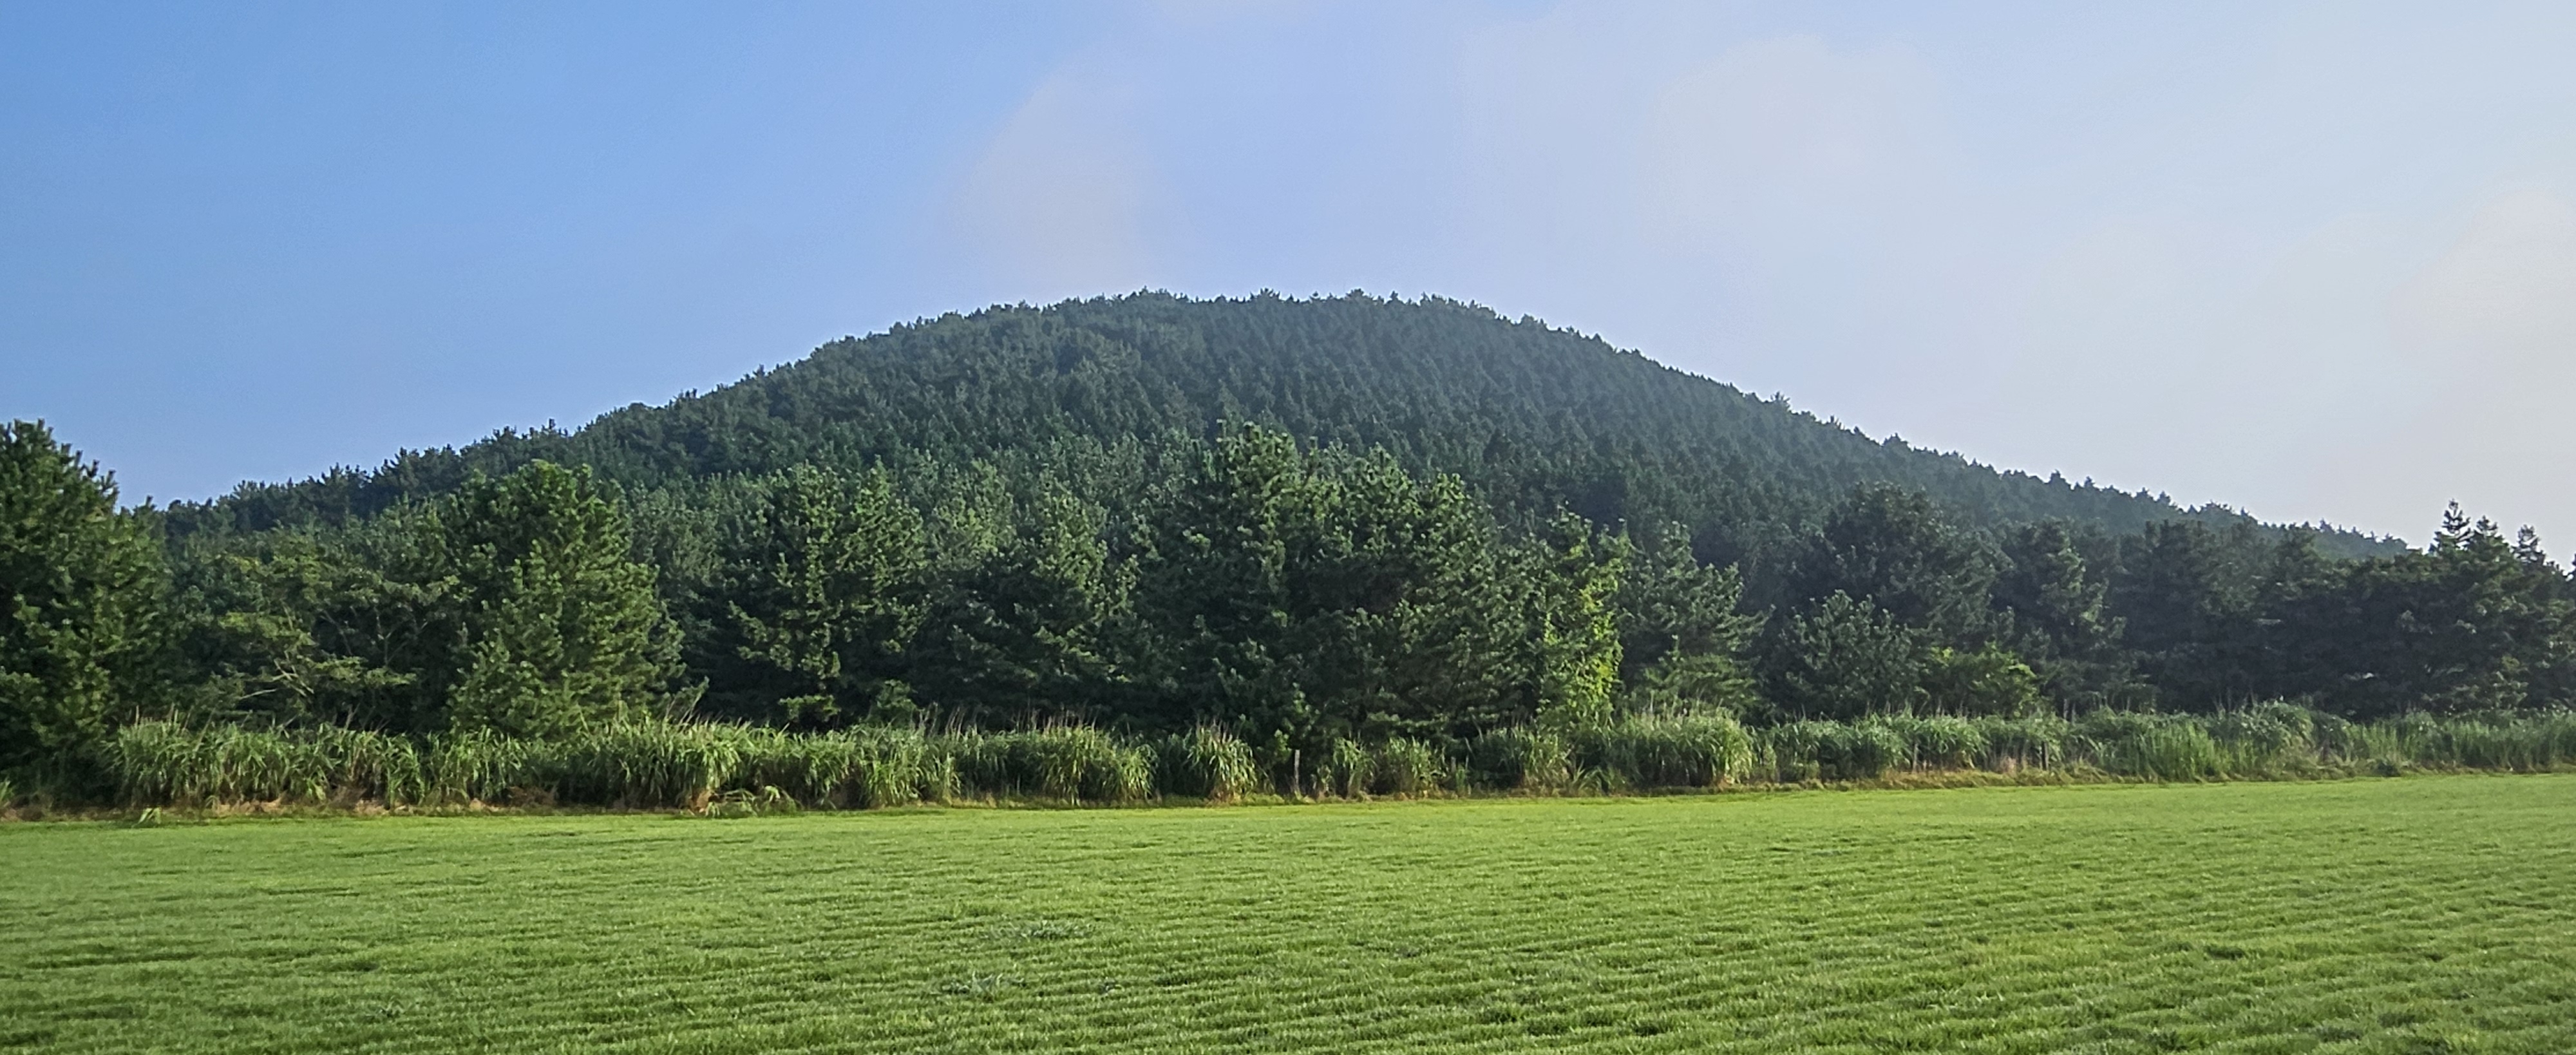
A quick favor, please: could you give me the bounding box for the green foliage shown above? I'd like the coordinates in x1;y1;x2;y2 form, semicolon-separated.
1132;425;1565;748
1919;643;2043;717
1369;737;1444;797
64;703;2576;814
1614;524;1759;683
1523;513;1625;730
2078;712;2224;781
1759;719;1909;782
1880;714;1987;770
711;464;927;725
1770;593;1923;720
28;296;2576;783
0;421;169;770
1973;715;2070;770
1466;728;1573;792
106;721;423;806
442;462;687;737
1322;738;1373;799
1569;714;1754;789
1786;485;1998;644
1155;726;1259;802
949;727;1152;803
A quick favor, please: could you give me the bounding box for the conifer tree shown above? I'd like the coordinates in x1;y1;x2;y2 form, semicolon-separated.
717;464;926;727
0;421;169;768
442;462;685;737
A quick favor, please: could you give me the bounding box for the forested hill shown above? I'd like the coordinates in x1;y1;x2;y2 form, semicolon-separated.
169;290;2388;563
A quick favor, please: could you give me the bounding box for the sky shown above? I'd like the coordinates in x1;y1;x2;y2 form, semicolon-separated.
5;1;2575;548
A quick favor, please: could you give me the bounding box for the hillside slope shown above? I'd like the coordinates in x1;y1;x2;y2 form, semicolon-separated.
173;291;2385;564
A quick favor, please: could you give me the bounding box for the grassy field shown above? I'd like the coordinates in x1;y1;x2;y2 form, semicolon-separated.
6;777;2575;1054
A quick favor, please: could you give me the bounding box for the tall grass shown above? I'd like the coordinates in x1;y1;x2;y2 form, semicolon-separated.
1321;738;1373;799
1370;737;1446;797
109;722;424;806
1571;715;1754;790
949;727;1153;803
1156;727;1260;802
1882;716;1985;771
551;722;741;808
1466;728;1572;792
1973;716;2069;772
74;705;2576;813
1759;720;1908;782
2079;712;2224;781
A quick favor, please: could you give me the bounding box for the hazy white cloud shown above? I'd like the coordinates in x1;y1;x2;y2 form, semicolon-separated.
951;70;1164;298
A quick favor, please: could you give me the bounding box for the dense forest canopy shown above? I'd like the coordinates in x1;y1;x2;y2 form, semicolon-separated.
7;292;2566;792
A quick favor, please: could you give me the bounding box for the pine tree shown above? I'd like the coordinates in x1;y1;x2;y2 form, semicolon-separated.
0;421;169;769
717;464;926;726
1524;512;1625;729
441;462;685;737
1770;591;1924;720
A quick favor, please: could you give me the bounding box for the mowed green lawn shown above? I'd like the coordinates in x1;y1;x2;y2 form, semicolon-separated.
7;777;2575;1054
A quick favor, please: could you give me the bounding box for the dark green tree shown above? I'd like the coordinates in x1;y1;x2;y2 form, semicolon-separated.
1616;523;1762;715
0;421;170;770
1993;520;2132;707
2272;506;2571;717
441;462;687;737
1920;643;2043;717
171;528;448;731
907;477;1125;723
1790;486;1998;645
1769;591;1922;720
713;464;926;727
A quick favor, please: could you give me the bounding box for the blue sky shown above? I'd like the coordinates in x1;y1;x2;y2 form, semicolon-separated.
6;1;2575;547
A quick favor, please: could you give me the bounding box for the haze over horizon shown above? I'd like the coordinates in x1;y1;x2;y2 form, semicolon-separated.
6;1;2574;547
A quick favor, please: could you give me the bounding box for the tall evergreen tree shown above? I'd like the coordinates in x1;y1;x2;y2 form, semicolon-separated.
441;462;686;737
1789;486;1998;645
0;421;170;770
1769;591;1924;720
706;464;927;727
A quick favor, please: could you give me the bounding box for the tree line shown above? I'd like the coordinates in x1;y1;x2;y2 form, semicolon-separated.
5;415;2570;794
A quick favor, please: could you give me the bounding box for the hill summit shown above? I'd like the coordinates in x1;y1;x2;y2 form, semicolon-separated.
176;291;2380;569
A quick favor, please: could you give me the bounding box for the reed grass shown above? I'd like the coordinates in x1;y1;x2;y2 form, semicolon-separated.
1370;737;1445;797
78;705;2576;813
949;727;1152;803
1155;727;1260;802
1466;728;1573;792
1569;714;1753;790
1323;738;1373;799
